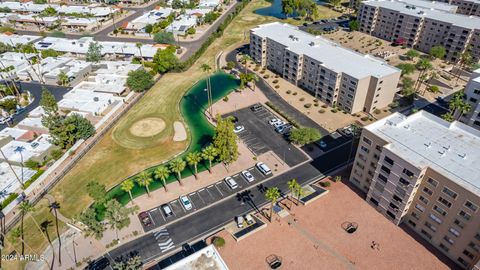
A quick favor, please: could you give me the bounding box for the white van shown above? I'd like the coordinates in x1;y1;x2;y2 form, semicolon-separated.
256;162;272;176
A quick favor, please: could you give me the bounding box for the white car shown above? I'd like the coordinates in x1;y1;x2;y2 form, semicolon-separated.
256;162;272;176
236;216;244;228
241;170;255;182
225;176;238;189
245;214;255;225
273;121;286;128
269;118;281;125
234;125;245;133
180;195;193;211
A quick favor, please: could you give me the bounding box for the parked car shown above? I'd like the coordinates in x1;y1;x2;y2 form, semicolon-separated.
269;118;281;125
337;126;354;137
273;121;286;128
138;212;152;227
245;214;255;225
180;195;193;210
229;115;239;123
241;170;255;182
86;257;110;270
234;125;245;133
250;104;262;112
319;140;327;149
225;176;238;189
14;107;25;115
235;215;245;228
0;117;6;125
276;124;292;134
256;162;272;176
161;204;173;217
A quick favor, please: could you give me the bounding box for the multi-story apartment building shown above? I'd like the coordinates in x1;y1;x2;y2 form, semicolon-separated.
250;23;401;114
358;0;480;63
349;111;480;269
461;68;480;130
441;0;480;16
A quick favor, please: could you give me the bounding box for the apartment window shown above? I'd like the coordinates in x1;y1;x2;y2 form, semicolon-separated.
454;218;465;229
362;137;372;145
415;204;425;212
439;243;449;252
433;205;447;216
377;173;388;183
422;187;433;196
468;242;479;252
408;220;416;227
442;187;458;199
429;213;442;224
426;178;438;187
444;235;454;245
411;211;420;220
425;221;437;232
419;195;429;205
421;229;432;240
459;210;472;221
361;146;370;153
464;200;478;212
399;178;410;187
375;145;382;151
384;156;394;166
449;227;460;237
438;196;452;208
370;197;379;206
386;210;396;219
402;168;414;178
463;249;475;260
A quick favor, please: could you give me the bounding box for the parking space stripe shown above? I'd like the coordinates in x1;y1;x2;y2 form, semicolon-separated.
147;211;156;226
215;183;224;196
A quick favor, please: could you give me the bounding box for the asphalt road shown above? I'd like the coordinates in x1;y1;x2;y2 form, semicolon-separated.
0;82;71;131
107;137;354;265
225;47;329;135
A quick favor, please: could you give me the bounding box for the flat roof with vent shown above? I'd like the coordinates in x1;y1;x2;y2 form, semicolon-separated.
366;111;480;195
251;23;400;79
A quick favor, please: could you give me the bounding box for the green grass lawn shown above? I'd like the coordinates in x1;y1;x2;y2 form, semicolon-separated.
4;0;279;265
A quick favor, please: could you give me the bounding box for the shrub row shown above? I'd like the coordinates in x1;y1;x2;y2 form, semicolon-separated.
265;101;301;128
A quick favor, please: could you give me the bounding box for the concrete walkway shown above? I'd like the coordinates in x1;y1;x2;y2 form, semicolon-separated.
43;194;71;224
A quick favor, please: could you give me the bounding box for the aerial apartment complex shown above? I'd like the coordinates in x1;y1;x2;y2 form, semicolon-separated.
358;0;480;63
440;0;480;16
462;68;480;130
250;22;401;114
349;111;480;269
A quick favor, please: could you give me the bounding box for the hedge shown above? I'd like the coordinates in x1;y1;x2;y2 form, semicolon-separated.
265;101;301;128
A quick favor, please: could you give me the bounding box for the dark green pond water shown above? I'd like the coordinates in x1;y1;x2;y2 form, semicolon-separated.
107;72;240;206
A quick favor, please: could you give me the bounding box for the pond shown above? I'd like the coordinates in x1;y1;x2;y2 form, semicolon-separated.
255;0;327;19
107;73;240;206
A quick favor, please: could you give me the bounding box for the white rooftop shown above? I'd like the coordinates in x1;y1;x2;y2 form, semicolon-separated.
94;61;142;76
35;37;161;58
0;1;118;17
75;81;125;95
392;0;458;12
28;106;46;118
0;134;53;163
162;245;229;270
252;23;400;79
0;33;42;45
17;117;47;130
0;162;35;201
58;88;120;114
166;15;198;33
128;8;173;27
0;128;29;140
366;111;480;196
363;0;480;29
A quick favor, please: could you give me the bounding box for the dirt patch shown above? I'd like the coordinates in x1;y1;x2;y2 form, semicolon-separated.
173;121;187;141
129;117;166;137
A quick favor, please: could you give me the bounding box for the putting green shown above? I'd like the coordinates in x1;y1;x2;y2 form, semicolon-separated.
129;117;166;137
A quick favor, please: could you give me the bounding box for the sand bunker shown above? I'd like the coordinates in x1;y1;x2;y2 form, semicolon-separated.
130;117;166;137
173;121;187;142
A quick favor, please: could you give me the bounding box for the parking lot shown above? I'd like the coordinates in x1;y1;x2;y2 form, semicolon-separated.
139;165;269;233
224;104;308;167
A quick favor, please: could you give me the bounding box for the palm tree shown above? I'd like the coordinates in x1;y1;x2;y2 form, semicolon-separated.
265;187;280;222
169;158;186;185
186;152;202;179
57;71;69;86
201;63;213;117
201;146;217;173
414;59;432;93
40;220;55;265
19;201;55;261
240;54;251;74
287;179;300;206
49;201;62;266
121;179;135;204
154;166;170;192
135;42;144;67
136;172;153;197
454;50;473;84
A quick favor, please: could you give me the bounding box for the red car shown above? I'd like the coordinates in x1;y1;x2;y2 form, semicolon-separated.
139;212;152;227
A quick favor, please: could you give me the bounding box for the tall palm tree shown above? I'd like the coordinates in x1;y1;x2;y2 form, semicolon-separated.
201;63;213;117
169;158;186;185
40;220;55;266
48;201;62;266
287;179;300;206
136;172;153;197
154;166;170;192
121;179;135;204
265;187;280;222
201;146;217;173
135;42;144;67
186;152;202;179
240;54;251;74
454;50;473;84
414;59;432;93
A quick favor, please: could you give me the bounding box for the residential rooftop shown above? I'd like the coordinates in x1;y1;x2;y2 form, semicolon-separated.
0;134;53;163
0;33;42;45
0;1;118;17
365;111;480;196
251;22;400;79
162;245;229;270
0;162;36;201
362;0;480;29
393;0;458;12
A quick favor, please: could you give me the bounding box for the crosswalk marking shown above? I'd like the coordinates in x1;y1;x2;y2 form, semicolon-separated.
154;228;175;252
